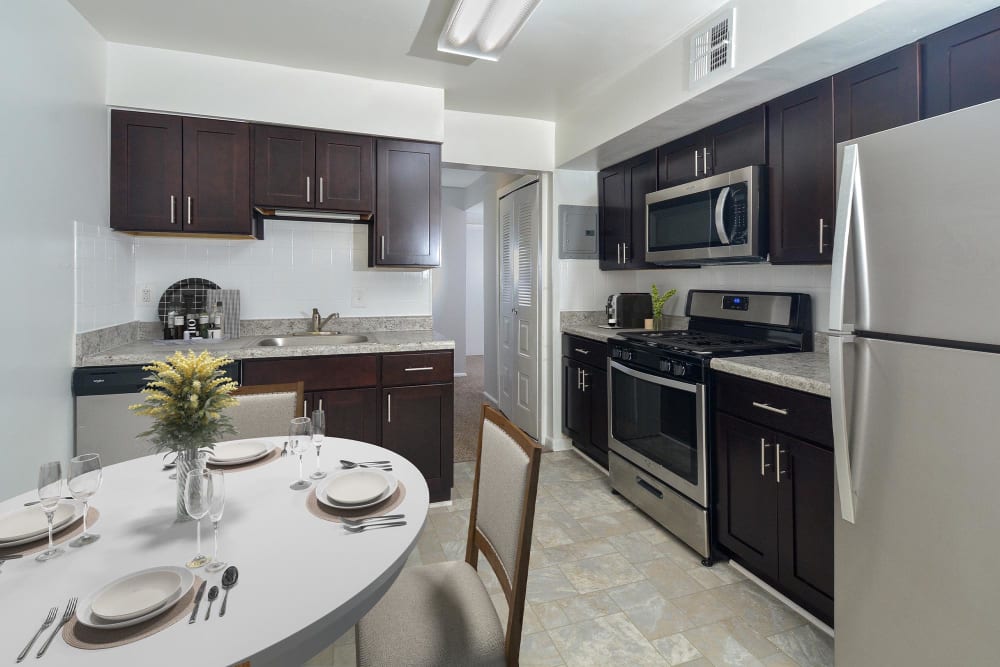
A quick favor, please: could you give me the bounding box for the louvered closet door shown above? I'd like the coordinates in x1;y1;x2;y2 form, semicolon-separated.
498;192;516;419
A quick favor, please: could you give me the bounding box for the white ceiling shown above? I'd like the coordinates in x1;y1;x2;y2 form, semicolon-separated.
441;168;487;189
68;0;728;120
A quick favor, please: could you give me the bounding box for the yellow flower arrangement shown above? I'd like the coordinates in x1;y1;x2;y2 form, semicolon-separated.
129;350;239;453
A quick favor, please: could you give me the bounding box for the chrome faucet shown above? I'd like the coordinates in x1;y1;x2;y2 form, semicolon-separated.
310;308;340;333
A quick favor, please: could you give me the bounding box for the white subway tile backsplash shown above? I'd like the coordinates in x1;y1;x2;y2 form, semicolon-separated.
74;220;135;333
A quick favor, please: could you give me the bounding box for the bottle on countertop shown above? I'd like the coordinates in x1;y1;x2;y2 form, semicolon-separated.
173;300;187;340
198;309;210;338
210;301;224;339
184;297;199;340
164;303;177;340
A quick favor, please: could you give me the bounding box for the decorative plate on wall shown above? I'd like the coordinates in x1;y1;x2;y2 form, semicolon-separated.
156;278;221;324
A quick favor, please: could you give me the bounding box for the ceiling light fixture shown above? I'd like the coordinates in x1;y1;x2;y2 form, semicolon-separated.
438;0;542;61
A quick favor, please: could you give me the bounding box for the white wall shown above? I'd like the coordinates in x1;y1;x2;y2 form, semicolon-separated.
465;223;485;356
432;190;468;374
106;43;444;141
0;0;107;495
129;220;430;323
443;110;555;172
75;220;135;332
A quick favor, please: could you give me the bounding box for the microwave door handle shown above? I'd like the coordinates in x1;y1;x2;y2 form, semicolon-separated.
713;186;731;245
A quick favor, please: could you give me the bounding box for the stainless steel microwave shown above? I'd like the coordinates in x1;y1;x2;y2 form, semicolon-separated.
645;165;764;265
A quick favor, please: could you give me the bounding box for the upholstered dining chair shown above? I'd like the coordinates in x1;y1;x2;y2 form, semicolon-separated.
356;404;542;667
228;382;304;438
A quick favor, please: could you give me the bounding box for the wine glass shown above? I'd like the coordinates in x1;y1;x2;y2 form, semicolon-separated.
310;408;327;480
205;470;227;572
183;469;211;568
288;417;313;490
68;453;102;547
35;462;64;562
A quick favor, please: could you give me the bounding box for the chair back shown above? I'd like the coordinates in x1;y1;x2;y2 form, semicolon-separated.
229;382;304;438
465;404;542;666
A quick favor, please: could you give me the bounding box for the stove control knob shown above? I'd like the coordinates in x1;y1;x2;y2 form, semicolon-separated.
672;363;687;377
659;360;672;373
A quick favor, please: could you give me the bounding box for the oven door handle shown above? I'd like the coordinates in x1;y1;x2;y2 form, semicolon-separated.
609;360;697;394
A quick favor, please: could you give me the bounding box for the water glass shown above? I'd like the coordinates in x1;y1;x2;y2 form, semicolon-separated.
288;417;313;490
35;462;64;562
205;470;227;572
183;469;212;568
310;408;327;480
68;453;102;547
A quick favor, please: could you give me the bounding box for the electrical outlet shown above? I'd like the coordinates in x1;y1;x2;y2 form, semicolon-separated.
351;288;365;308
141;286;152;303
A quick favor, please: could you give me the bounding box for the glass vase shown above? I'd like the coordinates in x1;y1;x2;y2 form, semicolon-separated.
175;449;207;522
653;314;664;331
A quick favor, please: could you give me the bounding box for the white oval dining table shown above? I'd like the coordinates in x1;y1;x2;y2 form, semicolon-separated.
0;437;429;667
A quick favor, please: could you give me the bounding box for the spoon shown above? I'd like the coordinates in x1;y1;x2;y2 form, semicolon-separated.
204;586;219;620
219;566;239;617
340;460;392;470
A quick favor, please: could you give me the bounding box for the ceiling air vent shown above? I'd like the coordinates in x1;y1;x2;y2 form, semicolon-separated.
688;7;736;89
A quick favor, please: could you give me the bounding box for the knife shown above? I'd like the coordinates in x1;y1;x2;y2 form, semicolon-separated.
188;581;207;624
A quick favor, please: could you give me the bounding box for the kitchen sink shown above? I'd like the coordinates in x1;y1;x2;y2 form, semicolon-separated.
256;334;368;347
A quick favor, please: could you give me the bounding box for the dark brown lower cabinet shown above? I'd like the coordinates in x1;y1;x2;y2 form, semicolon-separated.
307;388;378;444
381;383;454;503
714;376;834;625
561;335;609;468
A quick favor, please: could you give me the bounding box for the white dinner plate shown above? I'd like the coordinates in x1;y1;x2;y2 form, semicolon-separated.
0;503;80;545
316;470;398;510
77;566;195;630
325;469;390;505
91;569;183;622
209;439;272;465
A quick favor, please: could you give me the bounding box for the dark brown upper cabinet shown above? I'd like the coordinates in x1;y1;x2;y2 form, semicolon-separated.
253;125;315;209
767;79;835;264
657;131;704;188
372;139;441;267
111;111;183;233
598;150;657;270
656;106;766;188
111;111;251;235
833;44;921;143
922;7;1000;118
315;132;374;213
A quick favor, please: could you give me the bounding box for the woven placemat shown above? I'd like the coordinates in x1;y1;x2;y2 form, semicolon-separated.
207;446;281;472
0;507;100;559
63;576;205;650
306;482;407;524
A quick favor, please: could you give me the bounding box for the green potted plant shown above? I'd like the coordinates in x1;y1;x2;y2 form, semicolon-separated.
650;284;677;330
130;350;239;520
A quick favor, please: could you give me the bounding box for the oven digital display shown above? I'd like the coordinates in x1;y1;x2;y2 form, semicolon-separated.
723;295;749;311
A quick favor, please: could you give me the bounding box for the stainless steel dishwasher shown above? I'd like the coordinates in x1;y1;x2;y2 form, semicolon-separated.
73;363;242;466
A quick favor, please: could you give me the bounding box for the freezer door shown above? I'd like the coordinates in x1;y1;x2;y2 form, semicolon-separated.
835;336;1000;665
836;99;1000;346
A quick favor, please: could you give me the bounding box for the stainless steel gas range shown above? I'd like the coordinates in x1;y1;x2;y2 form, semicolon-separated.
607;290;812;565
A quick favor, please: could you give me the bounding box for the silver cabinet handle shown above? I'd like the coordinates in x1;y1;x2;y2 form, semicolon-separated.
186;196;192;225
776;446;787;483
319;176;324;204
576;368;583;390
760;438;772;477
573;348;590;355
622;243;628;263
306;176;311;203
380;235;386;261
404;366;434;372
170;195;176;224
694;150;700;177
386;393;391;423
581;370;589;391
703;147;710;175
752;401;788;415
616;242;621;264
819;218;825;254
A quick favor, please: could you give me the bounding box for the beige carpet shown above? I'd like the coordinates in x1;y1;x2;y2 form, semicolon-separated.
454;355;489;462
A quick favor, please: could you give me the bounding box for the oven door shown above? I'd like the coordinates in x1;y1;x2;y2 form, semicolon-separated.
608;360;708;507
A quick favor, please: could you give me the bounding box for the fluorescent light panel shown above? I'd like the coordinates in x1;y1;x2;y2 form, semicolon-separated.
438;0;542;61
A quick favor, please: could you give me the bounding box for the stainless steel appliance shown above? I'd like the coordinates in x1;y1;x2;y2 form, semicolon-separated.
830;100;1000;665
645;165;764;265
608;290;811;563
73;362;242;466
604;293;653;328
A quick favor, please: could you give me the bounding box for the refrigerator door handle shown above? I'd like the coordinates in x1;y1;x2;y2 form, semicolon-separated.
830;143;858;333
830;334;857;523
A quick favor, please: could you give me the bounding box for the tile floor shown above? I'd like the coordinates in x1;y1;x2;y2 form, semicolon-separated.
307;450;834;667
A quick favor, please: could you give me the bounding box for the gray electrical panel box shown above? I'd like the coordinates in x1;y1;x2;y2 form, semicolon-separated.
558;205;599;259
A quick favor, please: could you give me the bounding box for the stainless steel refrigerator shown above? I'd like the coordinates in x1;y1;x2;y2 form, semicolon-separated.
829;98;1000;666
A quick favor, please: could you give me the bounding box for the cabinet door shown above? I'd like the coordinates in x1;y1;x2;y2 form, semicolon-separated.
182;118;251;234
777;434;834;624
623;150;658;269
315;132;374;213
111;111;182;232
657;132;704;187
706;105;767;174
253;125;315;208
313;388;378;444
834;44;920;143
374;139;441;267
562;357;590;443
922;7;1000;118
767;79;835;264
598;164;627;270
382;384;453;502
586;366;609;468
715;413;779;580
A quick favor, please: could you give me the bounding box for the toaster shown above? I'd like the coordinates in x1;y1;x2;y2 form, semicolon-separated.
605;293;653;328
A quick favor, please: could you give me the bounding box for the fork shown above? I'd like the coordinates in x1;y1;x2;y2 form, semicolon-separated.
344;521;408;533
280;440;289;458
36;598;77;659
16;607;56;662
342;514;405;526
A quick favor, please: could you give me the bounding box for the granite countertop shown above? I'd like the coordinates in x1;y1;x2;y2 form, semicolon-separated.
710;352;831;397
560;323;645;343
78;330;455;367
